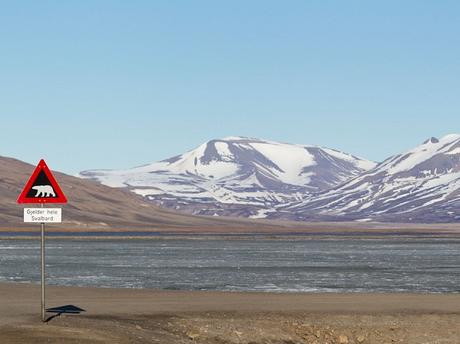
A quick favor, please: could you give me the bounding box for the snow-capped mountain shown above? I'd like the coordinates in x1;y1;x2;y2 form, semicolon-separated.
80;136;375;217
283;134;460;222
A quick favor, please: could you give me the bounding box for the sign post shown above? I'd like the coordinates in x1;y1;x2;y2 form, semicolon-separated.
17;159;67;322
40;203;45;322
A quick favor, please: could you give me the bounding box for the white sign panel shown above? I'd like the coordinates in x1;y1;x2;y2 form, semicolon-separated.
24;208;62;223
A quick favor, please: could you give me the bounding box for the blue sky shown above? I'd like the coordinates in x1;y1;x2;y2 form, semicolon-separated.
1;1;459;174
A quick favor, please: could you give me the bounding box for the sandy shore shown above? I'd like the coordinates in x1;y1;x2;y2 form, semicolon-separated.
0;283;459;343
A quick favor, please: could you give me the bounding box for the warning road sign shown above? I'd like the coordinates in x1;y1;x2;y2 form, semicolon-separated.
17;159;68;322
17;159;67;204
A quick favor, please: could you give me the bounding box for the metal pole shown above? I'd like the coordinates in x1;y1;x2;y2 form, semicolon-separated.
41;203;46;322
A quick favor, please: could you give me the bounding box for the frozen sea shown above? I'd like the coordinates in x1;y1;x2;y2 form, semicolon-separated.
1;237;459;293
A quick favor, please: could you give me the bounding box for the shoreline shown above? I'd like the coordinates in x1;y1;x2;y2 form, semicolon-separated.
3;220;460;234
1;229;460;240
3;280;459;295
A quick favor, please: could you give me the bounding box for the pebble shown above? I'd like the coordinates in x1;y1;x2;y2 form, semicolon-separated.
186;331;200;340
338;334;349;344
357;335;366;343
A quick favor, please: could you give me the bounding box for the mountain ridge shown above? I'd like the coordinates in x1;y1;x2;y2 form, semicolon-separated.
80;136;376;218
282;134;460;222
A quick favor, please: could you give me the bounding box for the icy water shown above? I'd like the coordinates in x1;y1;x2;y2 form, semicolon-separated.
1;238;459;293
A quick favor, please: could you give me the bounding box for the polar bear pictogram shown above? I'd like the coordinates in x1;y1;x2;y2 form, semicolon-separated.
32;185;56;197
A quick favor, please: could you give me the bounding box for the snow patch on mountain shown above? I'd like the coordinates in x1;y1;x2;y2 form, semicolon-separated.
247;141;316;185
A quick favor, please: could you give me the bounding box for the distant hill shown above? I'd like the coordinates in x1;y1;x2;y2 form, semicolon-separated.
80;136;375;218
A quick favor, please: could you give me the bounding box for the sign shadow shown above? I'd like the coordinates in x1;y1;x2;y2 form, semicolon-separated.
45;304;86;323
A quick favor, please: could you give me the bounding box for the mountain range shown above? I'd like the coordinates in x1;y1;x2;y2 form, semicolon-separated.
81;134;460;223
4;155;416;233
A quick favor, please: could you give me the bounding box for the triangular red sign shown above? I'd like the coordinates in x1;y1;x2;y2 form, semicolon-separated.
17;159;68;204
